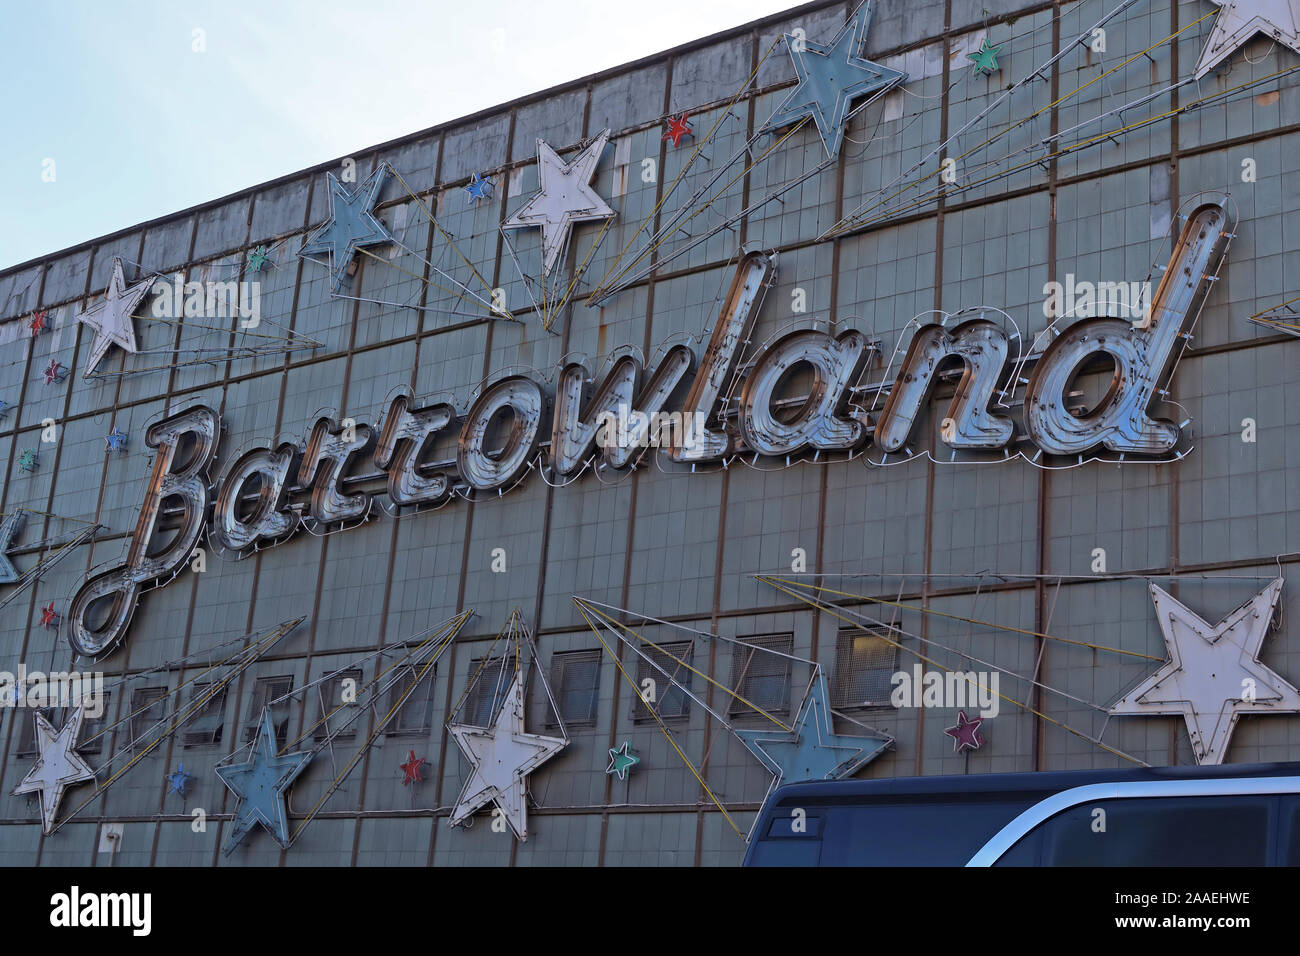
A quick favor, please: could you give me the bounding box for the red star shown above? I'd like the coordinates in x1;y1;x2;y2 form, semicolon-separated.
39;602;59;628
28;310;48;336
663;113;692;148
944;710;985;753
43;360;64;385
400;750;426;786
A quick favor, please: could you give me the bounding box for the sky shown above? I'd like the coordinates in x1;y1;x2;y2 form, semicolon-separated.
0;0;797;271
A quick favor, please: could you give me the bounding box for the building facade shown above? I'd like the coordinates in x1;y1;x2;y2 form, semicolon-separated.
1;0;1299;866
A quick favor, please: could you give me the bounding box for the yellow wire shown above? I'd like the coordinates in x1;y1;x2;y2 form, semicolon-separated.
758;574;1163;660
762;578;1146;765
578;598;793;732
829;9;1219;237
588;36;784;300
575;600;742;837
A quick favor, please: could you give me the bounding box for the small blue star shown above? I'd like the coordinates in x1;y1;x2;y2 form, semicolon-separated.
298;165;395;294
759;0;907;159
465;172;494;205
0;399;10;420
105;427;128;452
166;763;192;797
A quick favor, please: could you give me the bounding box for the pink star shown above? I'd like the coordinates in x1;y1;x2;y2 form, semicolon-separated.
43;360;65;385
944;710;985;753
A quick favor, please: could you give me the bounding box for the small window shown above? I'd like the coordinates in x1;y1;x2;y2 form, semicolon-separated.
832;627;898;710
633;641;693;722
461;658;513;726
728;634;793;719
79;693;112;755
385;664;437;736
182;684;227;747
550;650;601;729
129;687;169;749
244;676;294;749
314;668;363;741
14;708;60;758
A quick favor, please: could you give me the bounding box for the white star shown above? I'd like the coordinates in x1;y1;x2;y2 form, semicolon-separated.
446;673;566;840
1194;0;1300;79
504;130;616;277
12;707;97;834
76;257;153;377
1110;578;1300;764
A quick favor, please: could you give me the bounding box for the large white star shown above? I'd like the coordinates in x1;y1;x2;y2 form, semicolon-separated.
504;130;616;277
1109;578;1300;764
12;707;97;834
76;257;153;377
1194;0;1300;79
446;672;566;840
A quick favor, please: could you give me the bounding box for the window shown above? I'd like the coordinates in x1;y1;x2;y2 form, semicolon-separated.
632;641;693;721
461;658;513;727
831;627;898;710
385;664;437;736
314;668;363;741
814;799;1041;866
79;693;111;755
244;676;294;749
998;796;1272;866
14;708;60;758
182;684;227;747
549;650;601;729
728;634;793;719
129;687;169;749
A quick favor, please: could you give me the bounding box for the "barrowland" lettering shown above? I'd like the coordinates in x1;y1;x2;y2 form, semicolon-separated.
65;202;1229;660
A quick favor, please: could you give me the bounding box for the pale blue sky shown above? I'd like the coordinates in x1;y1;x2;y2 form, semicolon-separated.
0;0;795;270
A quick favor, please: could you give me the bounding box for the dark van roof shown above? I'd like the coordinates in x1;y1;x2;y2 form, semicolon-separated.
764;761;1300;808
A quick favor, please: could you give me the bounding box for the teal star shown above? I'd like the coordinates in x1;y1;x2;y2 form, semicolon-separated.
298;166;395;294
968;37;1003;76
17;449;38;473
606;741;640;781
735;673;890;786
759;0;907;159
248;245;272;273
215;709;312;854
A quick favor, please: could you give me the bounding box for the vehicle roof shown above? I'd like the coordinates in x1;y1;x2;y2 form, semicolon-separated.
764;761;1300;809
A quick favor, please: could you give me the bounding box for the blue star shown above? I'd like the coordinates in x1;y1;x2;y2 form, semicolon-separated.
298;165;395;294
215;710;312;855
465;172;494;205
735;672;890;786
105;427;128;452
0;399;10;420
166;763;192;797
759;0;907;160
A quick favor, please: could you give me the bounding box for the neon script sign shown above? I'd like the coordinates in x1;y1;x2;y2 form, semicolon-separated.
67;202;1230;659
